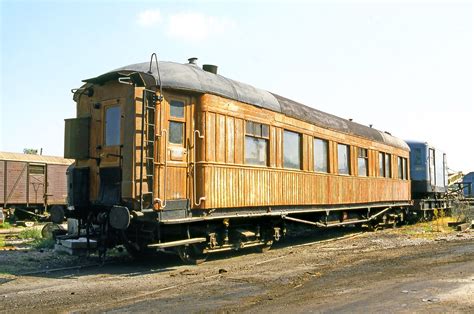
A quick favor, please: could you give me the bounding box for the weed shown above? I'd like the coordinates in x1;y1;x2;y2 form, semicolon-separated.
32;238;56;250
0;222;12;229
18;228;42;240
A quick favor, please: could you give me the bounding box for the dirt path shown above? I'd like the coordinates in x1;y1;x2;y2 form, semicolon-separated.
0;227;473;313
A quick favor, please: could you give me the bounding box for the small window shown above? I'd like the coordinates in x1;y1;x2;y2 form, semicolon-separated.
314;138;329;173
337;144;350;175
379;152;385;177
398;157;403;179
385;153;392;178
245;121;269;166
29;164;45;175
379;152;392;178
358;148;368;177
403;157;408;180
169;121;184;145
105;106;121;146
398;157;408;180
170;100;184;118
283;130;301;169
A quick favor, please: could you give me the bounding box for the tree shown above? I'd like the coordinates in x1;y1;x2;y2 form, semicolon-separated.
23;148;38;155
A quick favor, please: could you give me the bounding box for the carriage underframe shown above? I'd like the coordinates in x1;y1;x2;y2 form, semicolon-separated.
58;201;414;264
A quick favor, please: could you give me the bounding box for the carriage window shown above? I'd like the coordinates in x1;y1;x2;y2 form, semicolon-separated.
314;138;329;173
169;121;184;145
403;158;408;180
398;157;403;179
29;164;45;175
379;152;392;177
105;106;121;146
398;156;408;180
245;121;269;166
337;144;350;175
385;153;392;178
169;100;185;146
379;152;385;177
358;148;368;177
283;130;301;169
170;100;184;118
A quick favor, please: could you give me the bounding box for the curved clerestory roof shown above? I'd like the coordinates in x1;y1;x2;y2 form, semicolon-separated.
83;61;409;151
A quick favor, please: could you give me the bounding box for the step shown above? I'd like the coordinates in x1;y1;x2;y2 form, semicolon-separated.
147;237;207;249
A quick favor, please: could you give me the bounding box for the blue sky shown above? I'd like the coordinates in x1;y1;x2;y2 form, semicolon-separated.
0;0;472;172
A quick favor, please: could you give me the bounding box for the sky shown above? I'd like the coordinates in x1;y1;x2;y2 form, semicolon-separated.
0;0;472;173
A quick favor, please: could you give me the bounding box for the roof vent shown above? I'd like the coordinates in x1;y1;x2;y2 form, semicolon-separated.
187;57;198;65
203;64;218;74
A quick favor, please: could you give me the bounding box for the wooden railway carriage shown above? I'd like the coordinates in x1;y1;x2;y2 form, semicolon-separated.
66;56;411;262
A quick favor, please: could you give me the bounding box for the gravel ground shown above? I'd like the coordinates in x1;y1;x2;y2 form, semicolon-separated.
0;223;473;313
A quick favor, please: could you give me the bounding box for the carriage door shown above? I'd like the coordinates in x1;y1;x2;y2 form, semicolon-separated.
160;95;191;205
98;99;123;204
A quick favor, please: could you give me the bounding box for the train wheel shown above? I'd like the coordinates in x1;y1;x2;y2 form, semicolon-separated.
177;244;208;265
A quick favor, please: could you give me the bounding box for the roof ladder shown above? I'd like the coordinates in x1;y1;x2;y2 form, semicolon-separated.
139;90;157;210
138;53;164;211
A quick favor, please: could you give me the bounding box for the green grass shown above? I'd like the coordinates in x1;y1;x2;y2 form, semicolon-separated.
0;222;12;229
32;238;56;250
18;228;42;240
396;217;456;239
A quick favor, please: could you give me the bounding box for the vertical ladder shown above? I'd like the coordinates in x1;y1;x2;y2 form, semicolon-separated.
138;53;164;210
139;91;161;210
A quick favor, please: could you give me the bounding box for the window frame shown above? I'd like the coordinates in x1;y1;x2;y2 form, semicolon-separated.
337;143;351;175
283;129;302;170
379;152;392;178
244;120;269;166
403;157;408;180
398;156;408;180
385;153;392;178
104;104;121;147
314;137;329;173
29;164;45;175
398;156;403;179
168;99;186;147
357;147;368;177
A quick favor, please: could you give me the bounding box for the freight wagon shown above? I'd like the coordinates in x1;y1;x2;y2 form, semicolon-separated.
0;152;73;219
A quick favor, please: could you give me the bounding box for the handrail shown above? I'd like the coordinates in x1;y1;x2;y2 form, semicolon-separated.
193;130;206;206
155;128;168;209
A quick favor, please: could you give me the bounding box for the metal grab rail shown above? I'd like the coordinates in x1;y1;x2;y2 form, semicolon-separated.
155;128;168;209
193;130;206;206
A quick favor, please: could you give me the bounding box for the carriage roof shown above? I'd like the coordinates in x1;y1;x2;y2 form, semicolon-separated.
84;61;409;151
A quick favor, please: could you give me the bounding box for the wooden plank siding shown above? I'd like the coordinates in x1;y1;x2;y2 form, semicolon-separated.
195;94;411;209
199;164;409;208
